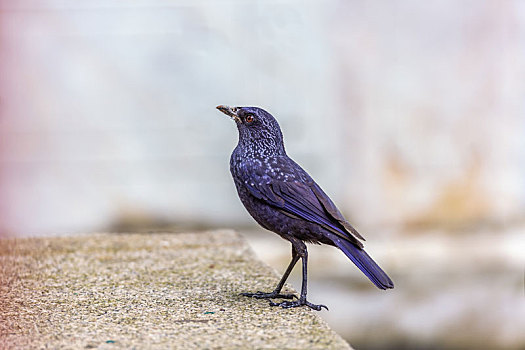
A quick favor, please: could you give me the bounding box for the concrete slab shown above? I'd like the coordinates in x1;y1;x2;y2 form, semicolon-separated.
0;230;351;349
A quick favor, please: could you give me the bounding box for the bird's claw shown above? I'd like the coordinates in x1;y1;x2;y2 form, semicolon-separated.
269;299;328;311
241;291;297;300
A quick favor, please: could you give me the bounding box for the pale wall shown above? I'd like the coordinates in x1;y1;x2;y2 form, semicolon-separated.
1;0;524;236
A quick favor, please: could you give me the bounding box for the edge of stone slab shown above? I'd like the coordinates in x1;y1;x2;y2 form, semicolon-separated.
0;229;353;349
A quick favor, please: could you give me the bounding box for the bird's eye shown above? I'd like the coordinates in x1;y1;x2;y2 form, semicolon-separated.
245;115;255;123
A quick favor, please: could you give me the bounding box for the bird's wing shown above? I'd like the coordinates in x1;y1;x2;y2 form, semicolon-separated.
244;171;365;248
309;182;366;241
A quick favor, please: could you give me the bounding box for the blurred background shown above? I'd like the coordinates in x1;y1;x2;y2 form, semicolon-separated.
1;0;524;348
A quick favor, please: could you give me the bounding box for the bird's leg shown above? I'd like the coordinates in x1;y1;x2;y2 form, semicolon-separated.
269;239;328;311
241;247;299;300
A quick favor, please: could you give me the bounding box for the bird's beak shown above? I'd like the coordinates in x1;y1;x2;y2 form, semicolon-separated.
216;105;240;122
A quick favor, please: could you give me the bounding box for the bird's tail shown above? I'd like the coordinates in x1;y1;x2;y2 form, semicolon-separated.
327;233;394;289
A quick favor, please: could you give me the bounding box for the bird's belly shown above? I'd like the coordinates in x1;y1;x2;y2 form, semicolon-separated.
236;185;330;244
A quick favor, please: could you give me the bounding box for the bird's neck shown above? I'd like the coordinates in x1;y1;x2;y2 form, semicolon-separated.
236;137;286;159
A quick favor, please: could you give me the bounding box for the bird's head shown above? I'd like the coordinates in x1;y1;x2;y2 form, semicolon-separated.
216;105;285;156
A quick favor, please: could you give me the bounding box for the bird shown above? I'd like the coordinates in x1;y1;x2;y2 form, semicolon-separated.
217;105;393;311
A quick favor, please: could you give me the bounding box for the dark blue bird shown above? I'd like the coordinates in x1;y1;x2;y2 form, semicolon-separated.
217;105;393;311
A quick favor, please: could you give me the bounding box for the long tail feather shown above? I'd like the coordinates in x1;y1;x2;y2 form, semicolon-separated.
326;232;394;289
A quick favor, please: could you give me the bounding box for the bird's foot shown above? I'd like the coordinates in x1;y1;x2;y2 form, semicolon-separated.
241;291;297;300
269;299;328;311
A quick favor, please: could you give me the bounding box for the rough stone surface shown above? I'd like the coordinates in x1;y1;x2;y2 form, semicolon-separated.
0;230;351;349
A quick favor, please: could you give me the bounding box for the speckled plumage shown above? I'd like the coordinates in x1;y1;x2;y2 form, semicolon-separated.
217;105;393;310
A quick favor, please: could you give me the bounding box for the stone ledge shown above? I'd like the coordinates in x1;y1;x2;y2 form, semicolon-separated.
0;230;351;349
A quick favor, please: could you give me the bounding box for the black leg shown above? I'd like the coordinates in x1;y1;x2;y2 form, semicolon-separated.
241;247;299;300
269;239;328;311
